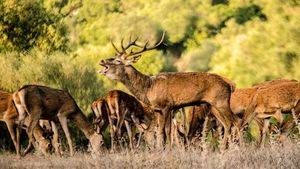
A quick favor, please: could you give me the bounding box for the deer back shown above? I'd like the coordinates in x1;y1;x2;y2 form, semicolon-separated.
146;72;234;109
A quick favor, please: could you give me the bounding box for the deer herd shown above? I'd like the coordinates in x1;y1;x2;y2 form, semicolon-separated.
0;33;299;157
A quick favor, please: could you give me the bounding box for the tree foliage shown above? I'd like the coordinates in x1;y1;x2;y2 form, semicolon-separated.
0;0;68;52
0;0;299;109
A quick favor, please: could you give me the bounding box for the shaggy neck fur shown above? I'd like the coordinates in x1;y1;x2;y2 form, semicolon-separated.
120;65;152;104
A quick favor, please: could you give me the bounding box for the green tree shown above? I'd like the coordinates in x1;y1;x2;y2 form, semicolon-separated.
0;0;68;52
210;1;300;87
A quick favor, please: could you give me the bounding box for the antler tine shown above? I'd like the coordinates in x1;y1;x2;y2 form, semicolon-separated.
120;36;140;54
121;38;125;52
111;40;121;55
125;31;166;57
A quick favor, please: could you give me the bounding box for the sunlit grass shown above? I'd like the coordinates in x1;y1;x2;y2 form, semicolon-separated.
1;142;299;169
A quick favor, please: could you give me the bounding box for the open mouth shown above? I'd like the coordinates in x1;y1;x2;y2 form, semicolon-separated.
98;60;109;74
97;66;108;74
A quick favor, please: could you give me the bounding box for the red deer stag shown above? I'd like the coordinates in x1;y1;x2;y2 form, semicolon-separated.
92;90;152;150
13;85;103;156
98;32;238;148
241;81;300;144
0;91;58;156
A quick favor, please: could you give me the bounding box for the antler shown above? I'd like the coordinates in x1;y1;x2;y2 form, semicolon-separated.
111;36;141;57
125;32;165;59
110;32;165;58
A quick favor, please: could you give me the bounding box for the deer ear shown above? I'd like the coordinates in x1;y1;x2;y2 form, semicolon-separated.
131;55;141;63
124;55;141;65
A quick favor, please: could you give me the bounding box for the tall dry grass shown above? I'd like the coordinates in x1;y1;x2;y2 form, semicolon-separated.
1;142;299;169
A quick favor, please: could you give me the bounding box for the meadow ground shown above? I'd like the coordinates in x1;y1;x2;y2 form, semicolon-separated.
0;142;299;169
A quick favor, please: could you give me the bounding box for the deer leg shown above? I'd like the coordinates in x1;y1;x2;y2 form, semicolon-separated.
5;121;20;156
260;118;270;146
181;108;189;145
26;110;42;155
23;141;33;155
201;115;210;150
210;106;231;150
58;114;74;156
216;121;223;147
108;117;116;151
156;112;165;149
292;109;300;133
14;104;27;156
107;101;117;151
172;119;181;147
23;126;47;156
116;109;126;138
107;100;117;132
164;109;173;148
130;115;144;149
51;121;61;156
124;120;133;150
136;132;142;149
115;99;122;136
16;123;21;156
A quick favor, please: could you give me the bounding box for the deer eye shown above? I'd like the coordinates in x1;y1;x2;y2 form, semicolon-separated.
114;59;123;64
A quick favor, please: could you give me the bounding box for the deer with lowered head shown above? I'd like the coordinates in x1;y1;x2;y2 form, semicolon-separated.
0;90;61;156
172;105;221;147
13;85;103;156
98;32;238;148
231;79;298;118
92;90;153;150
240;80;300;144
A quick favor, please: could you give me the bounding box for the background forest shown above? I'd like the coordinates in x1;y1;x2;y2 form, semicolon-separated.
1;0;300;113
0;0;299;149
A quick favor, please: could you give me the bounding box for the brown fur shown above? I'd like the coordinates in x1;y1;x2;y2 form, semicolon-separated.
92;90;153;150
13;85;103;156
186;105;216;141
172;105;220;147
99;58;237;148
241;81;300;144
242;80;299;126
0;91;57;156
230;79;298;116
231;79;299;143
38;120;62;156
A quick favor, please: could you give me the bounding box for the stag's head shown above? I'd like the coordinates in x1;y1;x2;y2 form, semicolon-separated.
98;32;165;80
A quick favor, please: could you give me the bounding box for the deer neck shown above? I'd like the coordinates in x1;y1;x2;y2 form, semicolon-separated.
72;111;95;139
121;66;151;104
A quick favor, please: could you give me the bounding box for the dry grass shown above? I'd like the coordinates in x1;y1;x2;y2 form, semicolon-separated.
1;142;300;169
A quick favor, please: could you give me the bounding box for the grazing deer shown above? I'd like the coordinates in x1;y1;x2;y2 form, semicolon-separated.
172;105;220;147
13;85;103;156
0;90;58;156
231;79;298;144
241;81;300;144
98;33;238;148
92;90;152;150
230;79;298;117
